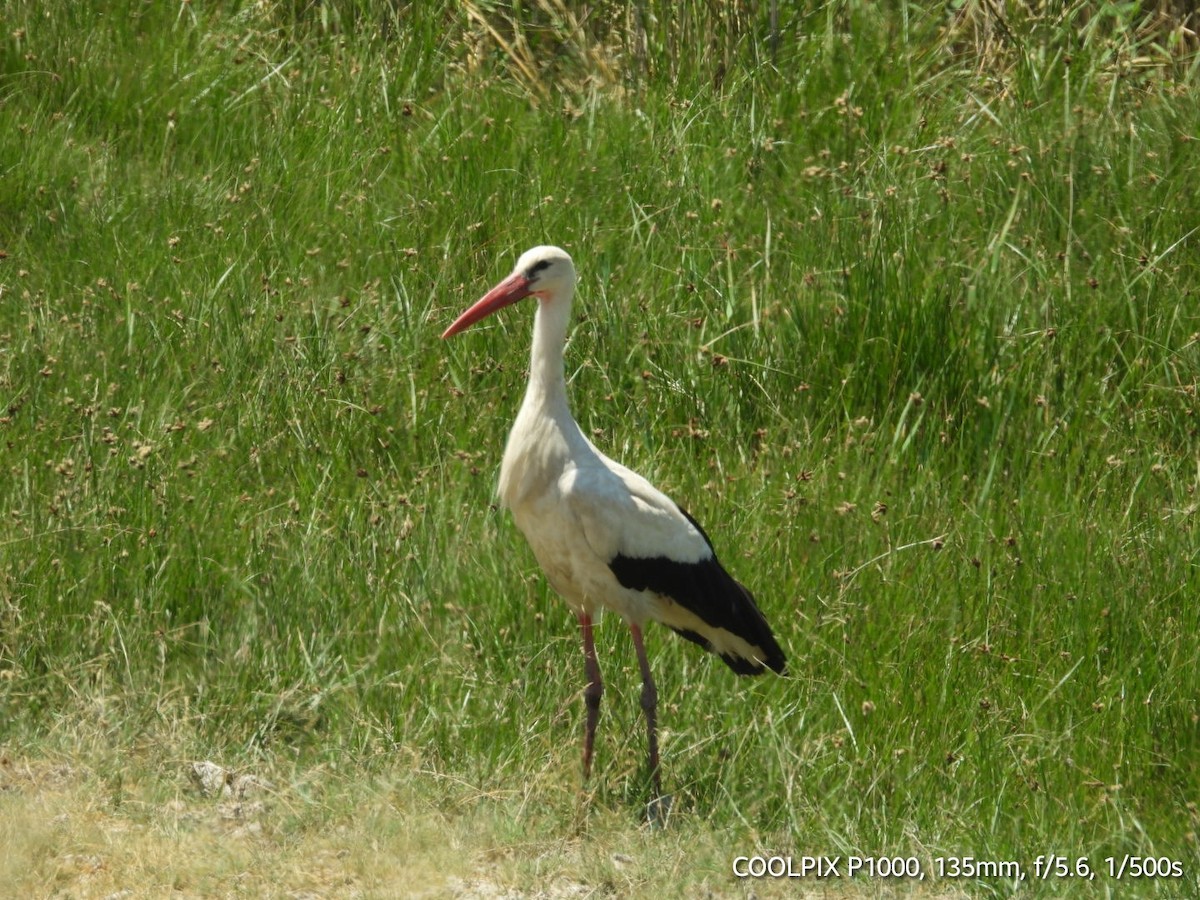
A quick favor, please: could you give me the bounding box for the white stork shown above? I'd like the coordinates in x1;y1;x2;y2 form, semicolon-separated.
442;245;786;805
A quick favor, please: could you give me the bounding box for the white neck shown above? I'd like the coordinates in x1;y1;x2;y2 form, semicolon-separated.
526;289;574;410
498;283;586;510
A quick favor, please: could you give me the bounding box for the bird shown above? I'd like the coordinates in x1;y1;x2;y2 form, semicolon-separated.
441;245;786;808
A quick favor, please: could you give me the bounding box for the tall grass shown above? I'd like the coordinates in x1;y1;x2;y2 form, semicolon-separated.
1;1;1198;895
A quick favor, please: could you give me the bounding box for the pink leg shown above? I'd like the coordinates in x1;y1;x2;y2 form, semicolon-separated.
629;623;663;801
579;613;603;781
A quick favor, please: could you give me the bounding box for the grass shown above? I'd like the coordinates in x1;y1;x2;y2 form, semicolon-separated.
1;1;1198;896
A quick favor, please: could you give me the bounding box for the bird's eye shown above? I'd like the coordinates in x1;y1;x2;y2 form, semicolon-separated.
527;260;552;278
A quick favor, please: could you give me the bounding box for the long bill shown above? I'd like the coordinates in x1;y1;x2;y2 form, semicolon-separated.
441;272;532;339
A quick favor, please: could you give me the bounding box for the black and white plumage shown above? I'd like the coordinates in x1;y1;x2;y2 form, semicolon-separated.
442;245;786;801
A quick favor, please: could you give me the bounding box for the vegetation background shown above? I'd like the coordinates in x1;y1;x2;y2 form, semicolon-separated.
1;0;1198;896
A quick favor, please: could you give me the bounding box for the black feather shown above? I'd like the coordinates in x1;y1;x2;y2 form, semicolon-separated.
607;507;787;676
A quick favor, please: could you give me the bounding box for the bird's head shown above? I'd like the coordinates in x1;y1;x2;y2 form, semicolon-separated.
442;246;575;339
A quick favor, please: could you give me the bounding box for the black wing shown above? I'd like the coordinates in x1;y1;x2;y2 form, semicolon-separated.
608;508;787;676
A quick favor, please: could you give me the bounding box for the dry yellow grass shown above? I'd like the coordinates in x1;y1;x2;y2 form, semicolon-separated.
0;749;973;898
0;755;447;897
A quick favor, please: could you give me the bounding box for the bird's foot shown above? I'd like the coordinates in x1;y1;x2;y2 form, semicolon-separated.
644;792;674;829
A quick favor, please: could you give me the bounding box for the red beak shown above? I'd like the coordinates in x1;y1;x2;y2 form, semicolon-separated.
441;272;533;339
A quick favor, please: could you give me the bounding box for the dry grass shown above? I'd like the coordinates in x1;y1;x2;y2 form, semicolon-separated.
457;0;1200;97
1;747;976;899
0;754;453;898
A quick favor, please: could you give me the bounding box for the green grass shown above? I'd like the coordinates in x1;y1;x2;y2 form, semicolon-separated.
2;1;1198;896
